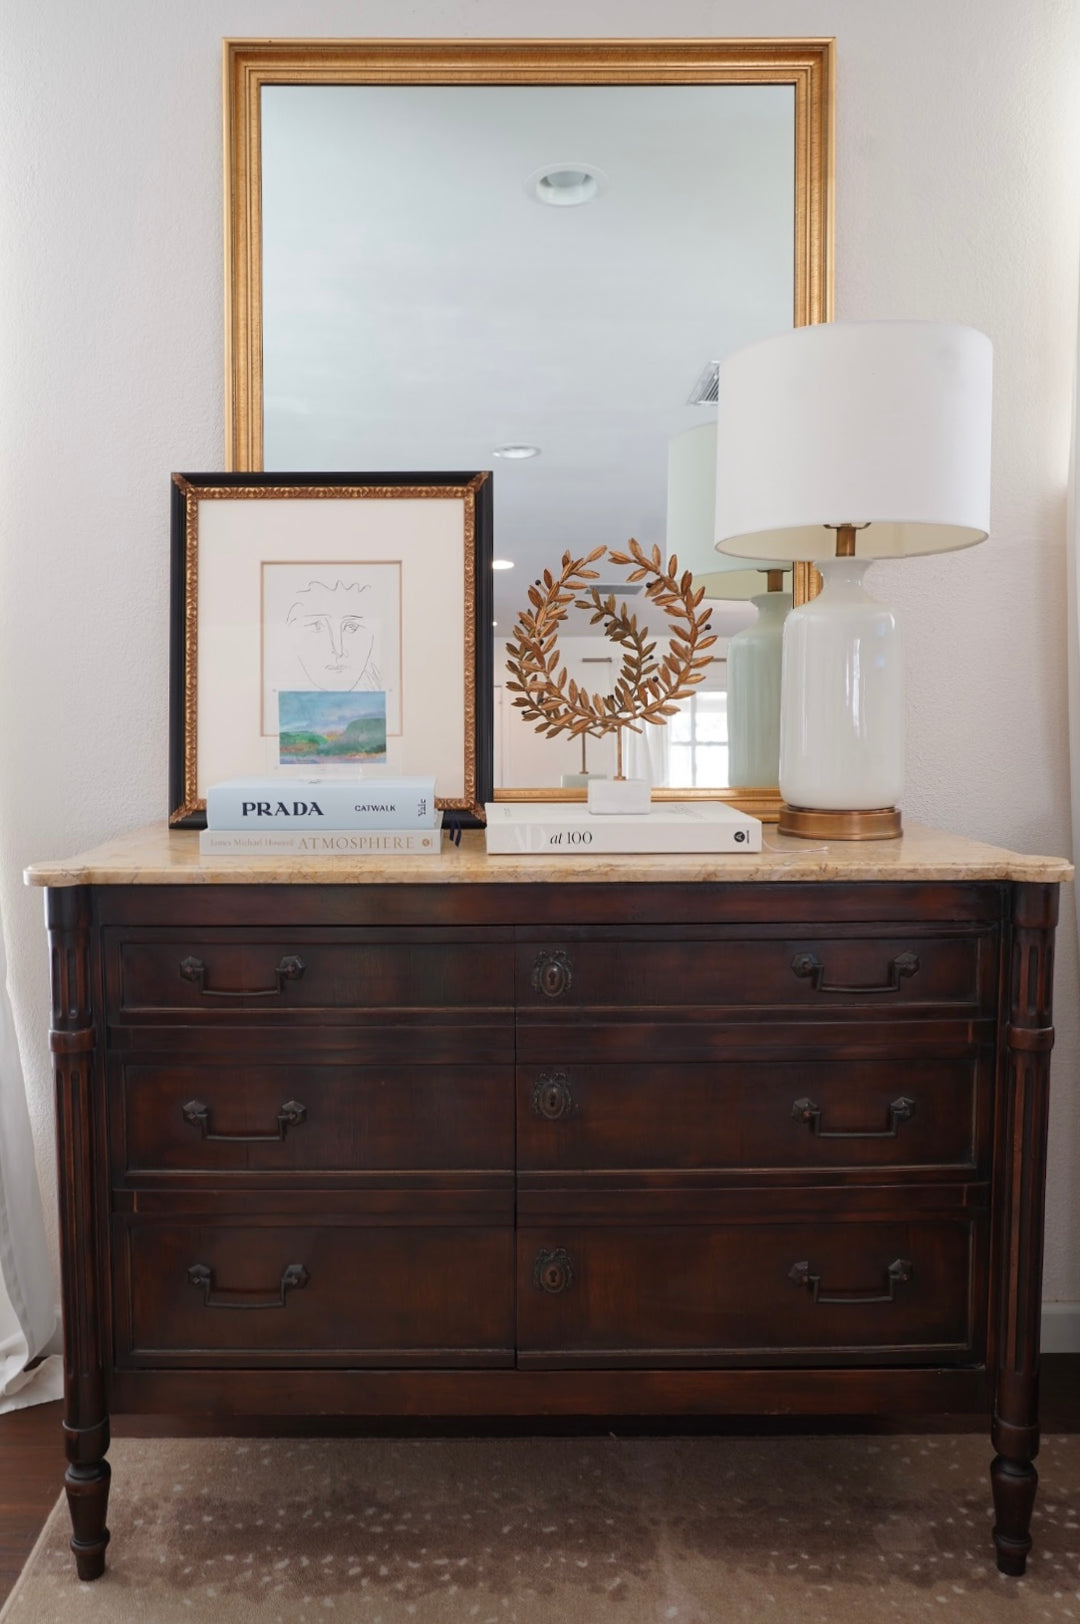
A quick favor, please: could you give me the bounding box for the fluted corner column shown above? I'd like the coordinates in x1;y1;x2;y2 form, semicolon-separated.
48;885;110;1581
990;881;1059;1576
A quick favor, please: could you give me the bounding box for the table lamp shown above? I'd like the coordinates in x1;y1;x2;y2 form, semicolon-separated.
667;423;792;788
712;321;992;839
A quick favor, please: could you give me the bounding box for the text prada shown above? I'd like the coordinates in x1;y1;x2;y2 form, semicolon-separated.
241;800;325;818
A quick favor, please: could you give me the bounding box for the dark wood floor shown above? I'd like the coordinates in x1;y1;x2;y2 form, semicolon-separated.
3;1361;1078;1607
0;1401;64;1608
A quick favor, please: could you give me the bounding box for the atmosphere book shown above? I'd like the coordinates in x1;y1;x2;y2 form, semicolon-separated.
199;817;443;857
206;776;438;830
483;801;762;855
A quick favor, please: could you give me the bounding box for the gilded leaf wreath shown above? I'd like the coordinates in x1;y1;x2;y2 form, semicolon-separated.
505;540;717;776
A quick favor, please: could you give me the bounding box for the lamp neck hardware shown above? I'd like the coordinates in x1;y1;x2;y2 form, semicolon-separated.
826;522;870;558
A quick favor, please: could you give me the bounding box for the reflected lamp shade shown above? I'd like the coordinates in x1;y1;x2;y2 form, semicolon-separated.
713;321;992;838
667;422;789;599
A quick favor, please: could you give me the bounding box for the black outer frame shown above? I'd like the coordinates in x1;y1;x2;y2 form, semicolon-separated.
169;470;494;830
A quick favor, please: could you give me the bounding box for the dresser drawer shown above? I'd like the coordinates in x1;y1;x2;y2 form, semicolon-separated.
518;1219;982;1366
105;928;513;1019
114;1221;514;1366
113;1062;513;1175
518;1053;988;1174
519;931;993;1013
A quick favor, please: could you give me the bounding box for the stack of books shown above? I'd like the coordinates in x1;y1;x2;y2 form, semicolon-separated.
199;777;442;857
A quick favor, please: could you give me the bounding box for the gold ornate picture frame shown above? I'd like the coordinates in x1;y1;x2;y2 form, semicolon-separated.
169;471;493;827
222;38;834;818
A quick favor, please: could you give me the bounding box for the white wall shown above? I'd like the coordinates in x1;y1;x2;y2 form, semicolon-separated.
3;0;1079;1321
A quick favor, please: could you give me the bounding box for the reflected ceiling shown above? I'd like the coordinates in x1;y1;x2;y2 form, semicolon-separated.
261;83;795;624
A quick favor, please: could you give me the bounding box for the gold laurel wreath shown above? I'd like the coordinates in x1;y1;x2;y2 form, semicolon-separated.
505;539;717;742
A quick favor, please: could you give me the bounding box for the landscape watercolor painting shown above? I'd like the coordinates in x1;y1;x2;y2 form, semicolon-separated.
277;691;388;763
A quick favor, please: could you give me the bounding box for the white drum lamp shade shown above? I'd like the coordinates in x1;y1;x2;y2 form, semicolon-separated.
713;322;992;560
713;321;992;837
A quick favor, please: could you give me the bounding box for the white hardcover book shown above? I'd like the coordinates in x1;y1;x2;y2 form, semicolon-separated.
483;801;762;855
206;776;438;830
199;819;443;857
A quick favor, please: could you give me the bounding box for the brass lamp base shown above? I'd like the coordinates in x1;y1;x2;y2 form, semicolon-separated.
778;805;903;841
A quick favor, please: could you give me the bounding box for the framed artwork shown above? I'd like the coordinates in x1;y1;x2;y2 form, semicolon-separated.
169;471;492;827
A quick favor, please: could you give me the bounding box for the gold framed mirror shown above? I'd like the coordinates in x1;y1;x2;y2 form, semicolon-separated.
224;38;834;818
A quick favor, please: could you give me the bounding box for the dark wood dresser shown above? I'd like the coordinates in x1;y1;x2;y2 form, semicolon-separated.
26;823;1071;1581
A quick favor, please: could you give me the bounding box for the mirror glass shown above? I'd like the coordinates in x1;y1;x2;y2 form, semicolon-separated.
254;73;812;799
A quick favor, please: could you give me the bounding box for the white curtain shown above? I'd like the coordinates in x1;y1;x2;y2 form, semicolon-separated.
625;719;668;785
0;918;62;1410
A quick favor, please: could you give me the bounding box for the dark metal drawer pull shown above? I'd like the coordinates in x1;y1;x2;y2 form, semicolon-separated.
532;1072;575;1121
531;950;573;999
791;950;920;995
181;1098;307;1142
186;1262;309;1310
792;1096;916;1139
179;954;305;998
532;1247;574;1294
788;1257;912;1304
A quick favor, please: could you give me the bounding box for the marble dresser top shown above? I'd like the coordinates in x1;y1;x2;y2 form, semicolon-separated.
24;821;1074;887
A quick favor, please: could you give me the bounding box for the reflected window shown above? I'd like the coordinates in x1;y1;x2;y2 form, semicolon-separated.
667;690;729;788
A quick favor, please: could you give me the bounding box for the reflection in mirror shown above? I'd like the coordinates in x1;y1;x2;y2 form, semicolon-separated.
667;422;792;790
257;76;811;797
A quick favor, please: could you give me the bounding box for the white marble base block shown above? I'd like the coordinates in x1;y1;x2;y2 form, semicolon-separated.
587;777;652;816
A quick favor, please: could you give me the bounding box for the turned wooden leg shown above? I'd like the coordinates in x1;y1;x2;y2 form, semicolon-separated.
990;1426;1038;1576
64;1429;111;1581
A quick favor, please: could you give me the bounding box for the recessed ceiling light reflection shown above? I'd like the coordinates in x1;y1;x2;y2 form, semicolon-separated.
527;164;607;207
493;444;540;460
492;559;515;571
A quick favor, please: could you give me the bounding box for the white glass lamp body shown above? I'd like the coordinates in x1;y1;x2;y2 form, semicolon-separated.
728;591;790;789
779;559;902;811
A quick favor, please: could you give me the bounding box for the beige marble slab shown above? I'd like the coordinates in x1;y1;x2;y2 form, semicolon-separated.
24;821;1074;887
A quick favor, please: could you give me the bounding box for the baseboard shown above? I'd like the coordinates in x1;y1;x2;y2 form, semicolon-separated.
1041;1302;1080;1353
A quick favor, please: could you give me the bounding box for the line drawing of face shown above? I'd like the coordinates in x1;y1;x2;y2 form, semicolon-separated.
286;579;382;691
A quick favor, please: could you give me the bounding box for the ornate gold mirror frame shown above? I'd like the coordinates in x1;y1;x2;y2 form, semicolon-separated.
223;37;834;820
